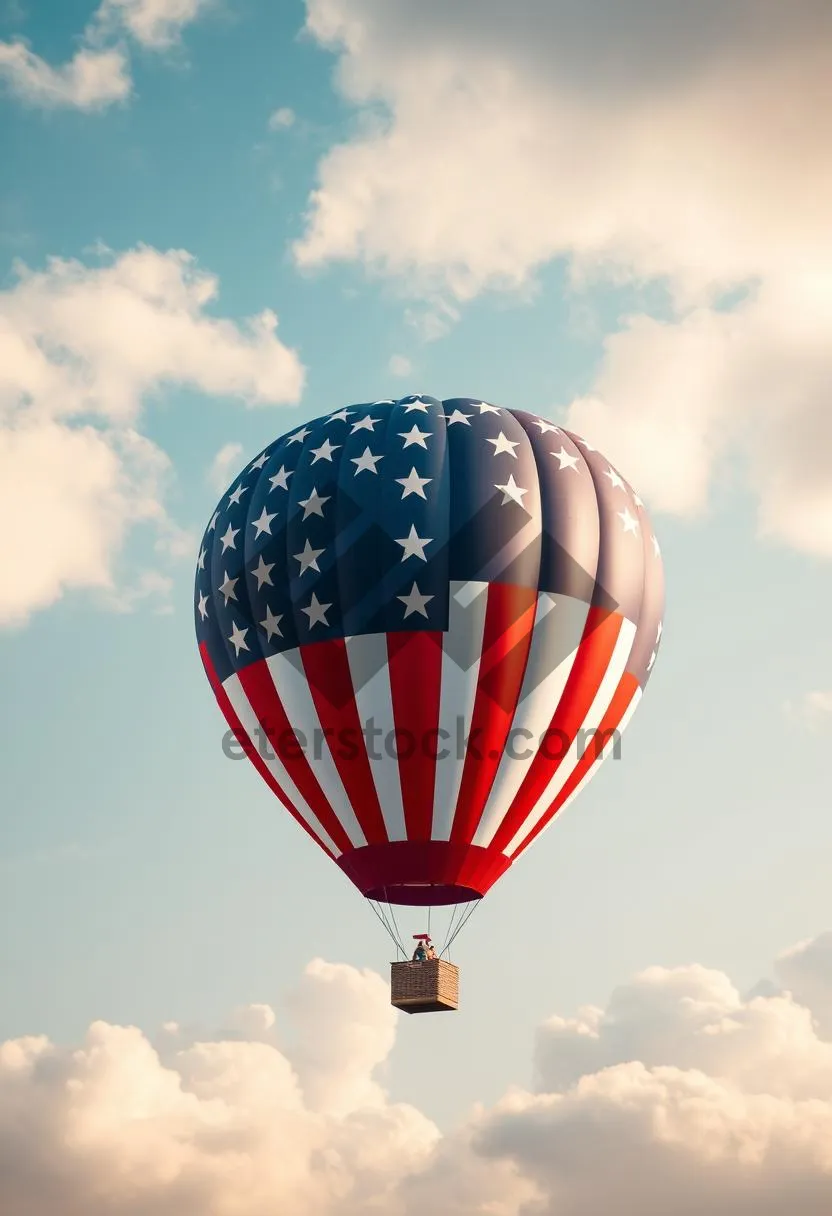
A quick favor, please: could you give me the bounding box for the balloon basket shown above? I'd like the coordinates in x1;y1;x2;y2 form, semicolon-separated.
390;959;460;1014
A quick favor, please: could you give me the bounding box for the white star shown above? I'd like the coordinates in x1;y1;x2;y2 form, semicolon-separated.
197;547;206;571
269;465;293;492
373;398;395;405
302;592;331;628
445;409;471;426
197;592;208;620
208;510;220;532
298;488;330;519
399;424;430;449
351;447;384;475
402;398;431;413
604;466;626;491
260;605;283;642
351;415;379;433
495;474;528;507
395;524;432;561
310;437;340;464
251;555;274;589
634;493;644;508
294;539;325;575
249;451;269;471
577;437;596;452
228;622;249;656
227;483;249;507
618;507;639;535
398;582;434;618
328;408;353;424
552;446;580;472
287;427;310;445
533;418;559;434
218;571;238;605
220;523;239;553
647;649;656;672
396;467;432;499
656;620;663;643
486;431;520;458
251;506;277;538
475;401;501;414
652;533;661;558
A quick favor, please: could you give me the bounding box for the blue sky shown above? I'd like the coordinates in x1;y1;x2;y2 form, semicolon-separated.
1;2;832;1211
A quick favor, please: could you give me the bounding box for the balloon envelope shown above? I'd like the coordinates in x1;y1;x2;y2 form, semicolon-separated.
195;397;664;906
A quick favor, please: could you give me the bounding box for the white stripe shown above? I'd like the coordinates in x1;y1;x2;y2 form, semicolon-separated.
503;619;638;856
222;672;343;857
511;686;642;859
344;633;407;842
431;580;489;841
472;593;591;848
266;651;367;848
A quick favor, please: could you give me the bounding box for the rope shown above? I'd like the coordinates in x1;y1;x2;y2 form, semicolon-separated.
444;897;481;957
368;898;403;956
369;889;407;958
439;902;462;956
386;893;406;955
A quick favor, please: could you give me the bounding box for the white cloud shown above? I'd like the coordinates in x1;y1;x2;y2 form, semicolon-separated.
296;0;832;299
3;936;832;1214
295;0;832;557
268;105;296;129
0;244;304;627
777;933;832;1040
94;0;215;50
387;353;412;377
0;40;130;109
0;0;214;110
564;275;832;554
208;442;244;491
783;690;832;732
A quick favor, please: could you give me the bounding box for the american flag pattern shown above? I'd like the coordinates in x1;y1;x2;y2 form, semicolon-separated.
195;396;664;907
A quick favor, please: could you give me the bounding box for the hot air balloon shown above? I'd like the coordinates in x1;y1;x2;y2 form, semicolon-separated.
195;396;664;1013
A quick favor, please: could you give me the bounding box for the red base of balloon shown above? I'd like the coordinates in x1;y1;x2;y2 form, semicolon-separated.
336;840;512;906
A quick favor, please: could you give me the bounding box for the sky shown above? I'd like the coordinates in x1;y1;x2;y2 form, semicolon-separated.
1;0;832;1211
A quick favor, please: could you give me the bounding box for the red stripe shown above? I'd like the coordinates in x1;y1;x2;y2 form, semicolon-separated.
487;606;624;855
198;642;337;860
509;671;639;860
300;639;389;845
449;583;538;845
386;630;444;840
235;658;355;855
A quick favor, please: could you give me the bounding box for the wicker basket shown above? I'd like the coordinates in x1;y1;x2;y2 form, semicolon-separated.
390;959;459;1014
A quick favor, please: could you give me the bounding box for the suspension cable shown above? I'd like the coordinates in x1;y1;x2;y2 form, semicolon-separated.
444;898;481;957
368;898;403;956
439;902;462;956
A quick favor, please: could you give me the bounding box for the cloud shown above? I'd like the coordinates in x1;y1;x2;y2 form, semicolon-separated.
783;690;832;732
3;935;832;1214
94;0;215;51
387;353;412;377
564;276;832;554
776;933;832;1039
0;959;438;1216
208;442;244;491
0;40;130;109
268;105;296;130
294;0;832;557
0;244;304;626
296;0;832;299
0;0;214;110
